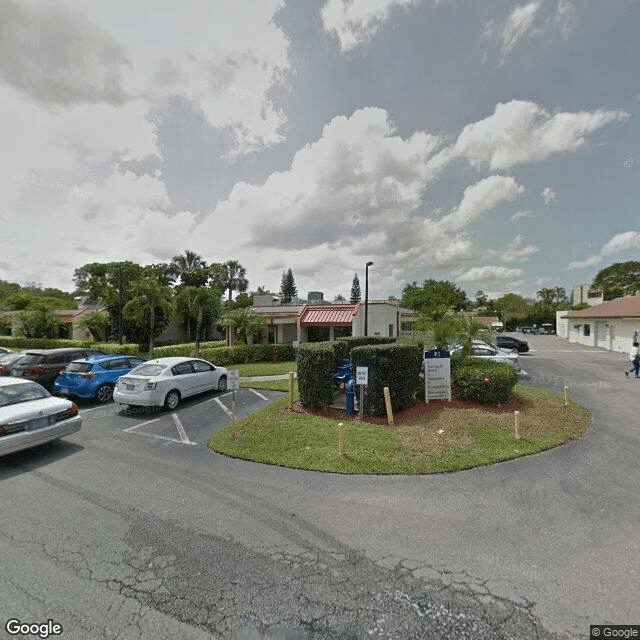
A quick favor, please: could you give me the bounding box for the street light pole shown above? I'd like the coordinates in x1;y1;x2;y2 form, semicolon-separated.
364;261;373;336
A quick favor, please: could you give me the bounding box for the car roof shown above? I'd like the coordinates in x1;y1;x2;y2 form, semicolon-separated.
0;377;36;388
143;357;203;366
22;347;98;355
71;354;145;364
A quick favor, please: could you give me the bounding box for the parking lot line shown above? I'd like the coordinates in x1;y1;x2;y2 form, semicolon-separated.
123;416;163;432
248;388;268;400
214;397;233;418
171;412;197;445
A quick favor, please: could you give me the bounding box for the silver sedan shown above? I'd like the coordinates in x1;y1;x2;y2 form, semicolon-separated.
113;356;229;410
0;378;82;456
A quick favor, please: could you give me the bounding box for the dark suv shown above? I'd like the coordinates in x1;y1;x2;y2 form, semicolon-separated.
10;348;106;390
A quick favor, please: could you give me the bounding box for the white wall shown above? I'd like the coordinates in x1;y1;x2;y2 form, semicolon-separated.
564;317;639;353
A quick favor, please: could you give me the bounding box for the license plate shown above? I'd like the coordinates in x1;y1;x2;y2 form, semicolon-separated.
126;384;135;391
28;417;50;430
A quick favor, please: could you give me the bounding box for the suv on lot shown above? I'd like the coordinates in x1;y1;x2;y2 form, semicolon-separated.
10;348;106;391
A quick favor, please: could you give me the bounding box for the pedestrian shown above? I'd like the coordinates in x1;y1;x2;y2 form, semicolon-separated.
625;341;640;378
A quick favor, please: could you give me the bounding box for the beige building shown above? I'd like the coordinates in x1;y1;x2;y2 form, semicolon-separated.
558;296;640;353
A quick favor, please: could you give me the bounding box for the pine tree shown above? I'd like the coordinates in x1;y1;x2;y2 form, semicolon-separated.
279;268;298;303
350;273;361;303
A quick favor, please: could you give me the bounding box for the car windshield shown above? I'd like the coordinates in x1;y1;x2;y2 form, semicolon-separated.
128;363;166;377
0;382;50;407
65;362;94;373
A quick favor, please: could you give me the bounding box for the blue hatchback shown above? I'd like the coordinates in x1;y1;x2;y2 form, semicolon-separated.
53;354;146;403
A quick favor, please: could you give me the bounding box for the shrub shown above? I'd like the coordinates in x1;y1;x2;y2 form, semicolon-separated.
350;342;422;416
452;359;518;404
198;343;296;366
297;342;335;408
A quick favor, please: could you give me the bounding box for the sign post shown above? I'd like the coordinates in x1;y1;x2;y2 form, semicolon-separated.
227;369;240;422
356;366;368;417
423;349;451;403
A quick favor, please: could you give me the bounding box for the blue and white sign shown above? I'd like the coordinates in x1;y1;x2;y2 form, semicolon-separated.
424;349;451;402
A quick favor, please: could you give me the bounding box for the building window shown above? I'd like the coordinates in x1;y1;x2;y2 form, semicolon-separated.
583;324;591;337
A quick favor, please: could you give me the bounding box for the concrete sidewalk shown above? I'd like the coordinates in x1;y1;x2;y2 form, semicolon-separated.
239;372;297;382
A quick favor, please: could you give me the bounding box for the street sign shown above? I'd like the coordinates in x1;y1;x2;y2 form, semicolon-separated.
424;349;451;402
356;366;368;385
227;369;240;391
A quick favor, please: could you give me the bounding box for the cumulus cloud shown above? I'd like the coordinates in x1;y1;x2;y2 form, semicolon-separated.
500;234;540;263
542;186;556;204
456;265;525;282
321;0;424;52
568;231;640;270
440;175;523;231
0;0;130;105
451;100;629;171
510;210;532;222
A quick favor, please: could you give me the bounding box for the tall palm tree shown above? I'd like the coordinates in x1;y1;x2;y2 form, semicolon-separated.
123;276;174;357
222;260;249;301
180;286;222;357
169;250;208;284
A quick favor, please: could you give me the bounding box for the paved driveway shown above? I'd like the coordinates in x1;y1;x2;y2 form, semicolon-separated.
0;335;638;639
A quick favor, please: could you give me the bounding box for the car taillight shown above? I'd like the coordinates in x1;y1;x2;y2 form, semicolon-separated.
0;365;7;373
27;366;45;377
0;426;6;436
80;373;96;379
144;381;157;390
55;403;79;421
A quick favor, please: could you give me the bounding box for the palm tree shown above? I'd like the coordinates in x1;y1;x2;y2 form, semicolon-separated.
180;286;222;357
221;260;249;301
123;276;174;357
169;250;208;284
75;310;110;342
222;308;267;345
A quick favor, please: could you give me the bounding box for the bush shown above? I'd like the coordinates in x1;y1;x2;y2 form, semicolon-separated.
199;343;296;366
452;359;518;404
297;342;335;408
350;342;423;416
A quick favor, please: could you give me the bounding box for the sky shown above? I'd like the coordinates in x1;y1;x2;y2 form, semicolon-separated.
1;0;639;302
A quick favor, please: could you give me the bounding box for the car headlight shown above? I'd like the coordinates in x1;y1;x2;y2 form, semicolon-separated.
144;381;157;390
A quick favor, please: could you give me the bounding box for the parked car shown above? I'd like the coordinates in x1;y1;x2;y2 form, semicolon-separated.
496;335;529;353
10;348;106;391
113;357;229;410
450;340;521;370
539;323;555;334
519;326;535;334
53;354;147;403
0;378;82;457
0;351;26;376
0;347;13;355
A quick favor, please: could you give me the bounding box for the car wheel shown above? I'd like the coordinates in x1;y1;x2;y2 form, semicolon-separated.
164;389;180;410
95;383;114;403
217;375;227;392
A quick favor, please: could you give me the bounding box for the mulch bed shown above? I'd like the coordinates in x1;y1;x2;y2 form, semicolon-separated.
289;394;523;425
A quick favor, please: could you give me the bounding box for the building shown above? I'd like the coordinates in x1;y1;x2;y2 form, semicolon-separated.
225;294;416;345
571;284;604;307
558;295;640;353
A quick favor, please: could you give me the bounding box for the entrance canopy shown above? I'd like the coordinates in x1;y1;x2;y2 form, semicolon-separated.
299;304;359;327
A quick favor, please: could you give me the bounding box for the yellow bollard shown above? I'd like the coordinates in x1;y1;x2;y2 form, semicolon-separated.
288;371;294;407
338;422;345;457
514;410;520;439
563;386;570;406
383;386;394;425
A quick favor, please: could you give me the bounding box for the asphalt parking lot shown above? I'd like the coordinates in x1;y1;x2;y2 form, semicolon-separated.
76;386;284;449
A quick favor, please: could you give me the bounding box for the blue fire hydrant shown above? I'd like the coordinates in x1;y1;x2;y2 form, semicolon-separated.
346;378;355;416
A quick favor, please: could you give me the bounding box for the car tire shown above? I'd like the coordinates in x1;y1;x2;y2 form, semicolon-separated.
95;383;114;403
164;389;181;411
217;375;227;392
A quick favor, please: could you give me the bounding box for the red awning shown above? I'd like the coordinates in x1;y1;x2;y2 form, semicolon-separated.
299;304;359;327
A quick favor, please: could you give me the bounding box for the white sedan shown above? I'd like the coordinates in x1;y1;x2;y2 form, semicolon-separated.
450;340;521;370
113;357;229;410
0;378;82;457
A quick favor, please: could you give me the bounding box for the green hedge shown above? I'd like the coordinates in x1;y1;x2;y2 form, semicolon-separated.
199;343;295;366
297;342;335;408
350;342;423;416
452;359;518;403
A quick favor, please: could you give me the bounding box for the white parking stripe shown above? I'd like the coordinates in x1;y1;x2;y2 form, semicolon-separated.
248;388;269;400
214;396;234;418
123;416;163;432
171;412;197;445
129;431;193;445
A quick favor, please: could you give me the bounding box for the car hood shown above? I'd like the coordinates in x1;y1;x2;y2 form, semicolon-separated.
0;397;73;423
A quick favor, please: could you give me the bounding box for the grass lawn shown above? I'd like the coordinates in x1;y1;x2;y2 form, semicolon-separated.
233;361;297;377
209;385;590;474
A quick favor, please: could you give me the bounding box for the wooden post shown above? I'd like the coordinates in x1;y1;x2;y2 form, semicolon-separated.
288;371;294;407
563;386;570;406
338;422;345;457
514;410;520;439
383;386;394;425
